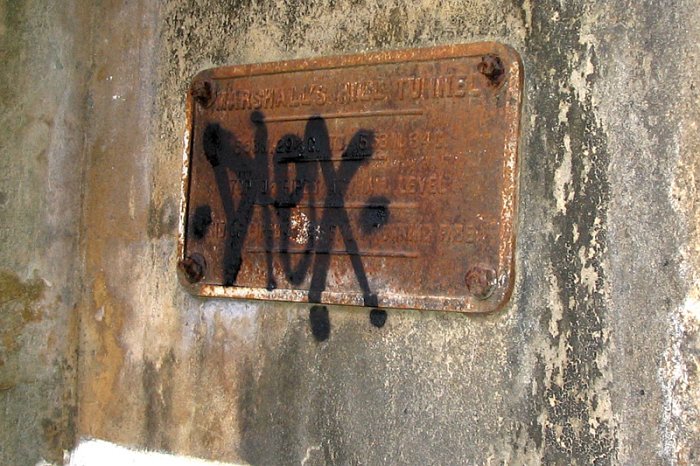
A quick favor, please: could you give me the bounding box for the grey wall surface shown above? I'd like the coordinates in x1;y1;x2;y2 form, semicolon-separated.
0;1;87;464
1;1;699;465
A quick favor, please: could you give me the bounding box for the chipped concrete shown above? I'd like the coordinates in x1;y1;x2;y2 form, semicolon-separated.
2;0;700;464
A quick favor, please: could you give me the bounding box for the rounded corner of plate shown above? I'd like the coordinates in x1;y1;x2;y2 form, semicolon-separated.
177;277;204;297
488;275;516;314
485;42;522;63
191;68;214;84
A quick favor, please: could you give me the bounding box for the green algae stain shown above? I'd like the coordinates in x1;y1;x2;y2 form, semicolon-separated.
0;270;46;389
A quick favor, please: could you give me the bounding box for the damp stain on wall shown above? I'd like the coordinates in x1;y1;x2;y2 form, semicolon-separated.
0;270;46;390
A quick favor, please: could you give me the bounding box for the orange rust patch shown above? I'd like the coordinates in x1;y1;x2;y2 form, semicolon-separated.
77;272;127;437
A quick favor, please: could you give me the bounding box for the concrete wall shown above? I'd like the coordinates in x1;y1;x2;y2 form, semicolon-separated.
2;0;699;464
0;1;88;463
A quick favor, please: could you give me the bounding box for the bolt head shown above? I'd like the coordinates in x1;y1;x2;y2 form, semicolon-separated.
465;265;497;300
178;254;206;284
478;55;505;85
191;79;215;108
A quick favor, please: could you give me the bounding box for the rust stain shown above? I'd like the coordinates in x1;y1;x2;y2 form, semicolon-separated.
78;272;127;437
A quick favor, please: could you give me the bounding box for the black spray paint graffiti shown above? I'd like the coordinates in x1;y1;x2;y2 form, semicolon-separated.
199;111;390;308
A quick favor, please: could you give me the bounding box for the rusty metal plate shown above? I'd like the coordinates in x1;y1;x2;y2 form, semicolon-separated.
178;42;522;313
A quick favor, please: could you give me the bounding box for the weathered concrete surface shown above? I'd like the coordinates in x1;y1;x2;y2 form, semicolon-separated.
3;0;700;464
0;1;88;464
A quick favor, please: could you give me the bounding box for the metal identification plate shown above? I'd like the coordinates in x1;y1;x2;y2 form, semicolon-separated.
178;43;522;313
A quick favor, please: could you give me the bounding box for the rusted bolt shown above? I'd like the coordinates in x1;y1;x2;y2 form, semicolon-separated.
478;54;505;85
465;265;497;300
178;254;206;284
191;79;215;108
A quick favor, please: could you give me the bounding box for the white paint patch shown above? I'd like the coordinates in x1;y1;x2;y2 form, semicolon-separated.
553;134;573;213
663;132;700;463
547;268;563;339
522;0;532;31
66;439;247;466
289;210;310;245
658;296;700;462
558;99;570;125
578;245;599;293
570;37;596;105
300;444;322;465
128;175;136;220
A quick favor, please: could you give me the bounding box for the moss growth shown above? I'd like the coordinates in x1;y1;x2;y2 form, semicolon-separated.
0;270;45;380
